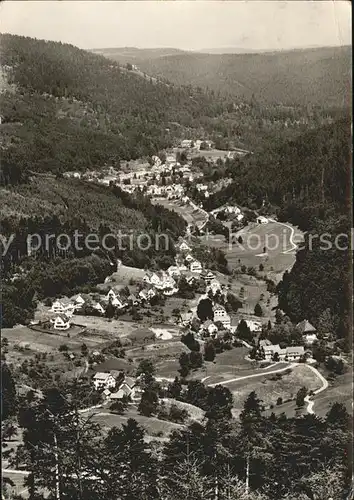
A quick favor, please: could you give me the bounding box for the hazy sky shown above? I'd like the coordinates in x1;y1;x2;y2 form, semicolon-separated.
0;1;351;51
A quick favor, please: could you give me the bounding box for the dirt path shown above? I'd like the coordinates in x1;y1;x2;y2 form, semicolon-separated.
207;363;297;387
304;365;329;414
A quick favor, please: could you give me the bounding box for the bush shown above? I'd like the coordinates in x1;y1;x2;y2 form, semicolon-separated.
169;404;188;424
110;401;127;414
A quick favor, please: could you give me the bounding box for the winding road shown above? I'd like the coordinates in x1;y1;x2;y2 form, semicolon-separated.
205;361;328;416
303;364;329;414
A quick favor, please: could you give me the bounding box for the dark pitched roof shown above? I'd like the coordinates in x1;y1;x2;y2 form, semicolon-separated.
297;320;316;333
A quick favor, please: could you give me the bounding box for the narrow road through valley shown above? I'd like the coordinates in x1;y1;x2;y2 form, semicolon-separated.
303;364;329;414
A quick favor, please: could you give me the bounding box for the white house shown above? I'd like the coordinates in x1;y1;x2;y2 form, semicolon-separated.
225;206;241;215
257;216;268;224
138;290;148;302
167;266;181;278
196;184;208;192
262;344;281;361
303;333;318;346
286;346;305;361
190;260;202;274
207;279;222;296
213;305;231;329
202;320;218;337
93;372;116;391
106;289;126;308
180;311;194;326
185;253;195;263
204;271;216;284
50;314;71;331
143;271;153;284
150;272;164;288
146;288;156;300
72;294;86;307
178;241;192;252
262;344;305;362
163;285;179;296
51;299;75;316
110;376;142;401
244;319;263;333
92;302;105;315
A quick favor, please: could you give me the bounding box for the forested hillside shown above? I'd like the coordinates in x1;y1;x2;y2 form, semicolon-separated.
1;34;340;183
205;116;351;215
0;34;241;178
206;116;351;340
108;46;352;108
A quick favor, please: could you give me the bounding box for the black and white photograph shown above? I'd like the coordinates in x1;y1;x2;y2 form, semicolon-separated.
0;1;352;499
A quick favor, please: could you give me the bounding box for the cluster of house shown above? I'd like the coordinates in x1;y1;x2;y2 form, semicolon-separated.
92;370;143;402
256;320;319;362
46;238;215;330
49;294;88;330
211;205;245;222
180;139;214;150
48;288;148;330
259;340;306;362
178;266;261;339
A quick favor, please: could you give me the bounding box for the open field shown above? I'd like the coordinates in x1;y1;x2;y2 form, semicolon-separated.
99;264;146;288
201;220;304;281
152;198;207;228
311;371;352;417
161;398;205;423
172;147;240;161
227;364;322;417
89;405;184;439
264;371;352;419
190;347;251;381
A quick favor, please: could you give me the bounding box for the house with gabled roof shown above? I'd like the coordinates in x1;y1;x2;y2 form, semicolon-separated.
51;298;75;317
92;302;105;315
296;319;318;345
207;279;222;296
50;314;71;331
190;260;202;274
261;343;305;362
204;271;216;284
296;319;316;334
147;288;156;300
128;294;139;306
110;375;142;401
179;311;194;326
213;304;231;329
201;320;218;337
106;289;126;309
72;293;86;307
143;271;153;283
167;265;181;278
178;241;192;253
185;253;195;263
138;290;148;302
286;346;305;361
93;372;116;390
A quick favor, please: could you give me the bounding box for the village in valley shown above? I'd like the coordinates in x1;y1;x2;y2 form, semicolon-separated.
1;4;352;498
3;137;344;436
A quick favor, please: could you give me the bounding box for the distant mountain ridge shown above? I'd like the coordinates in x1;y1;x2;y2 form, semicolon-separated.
94;45;352;107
